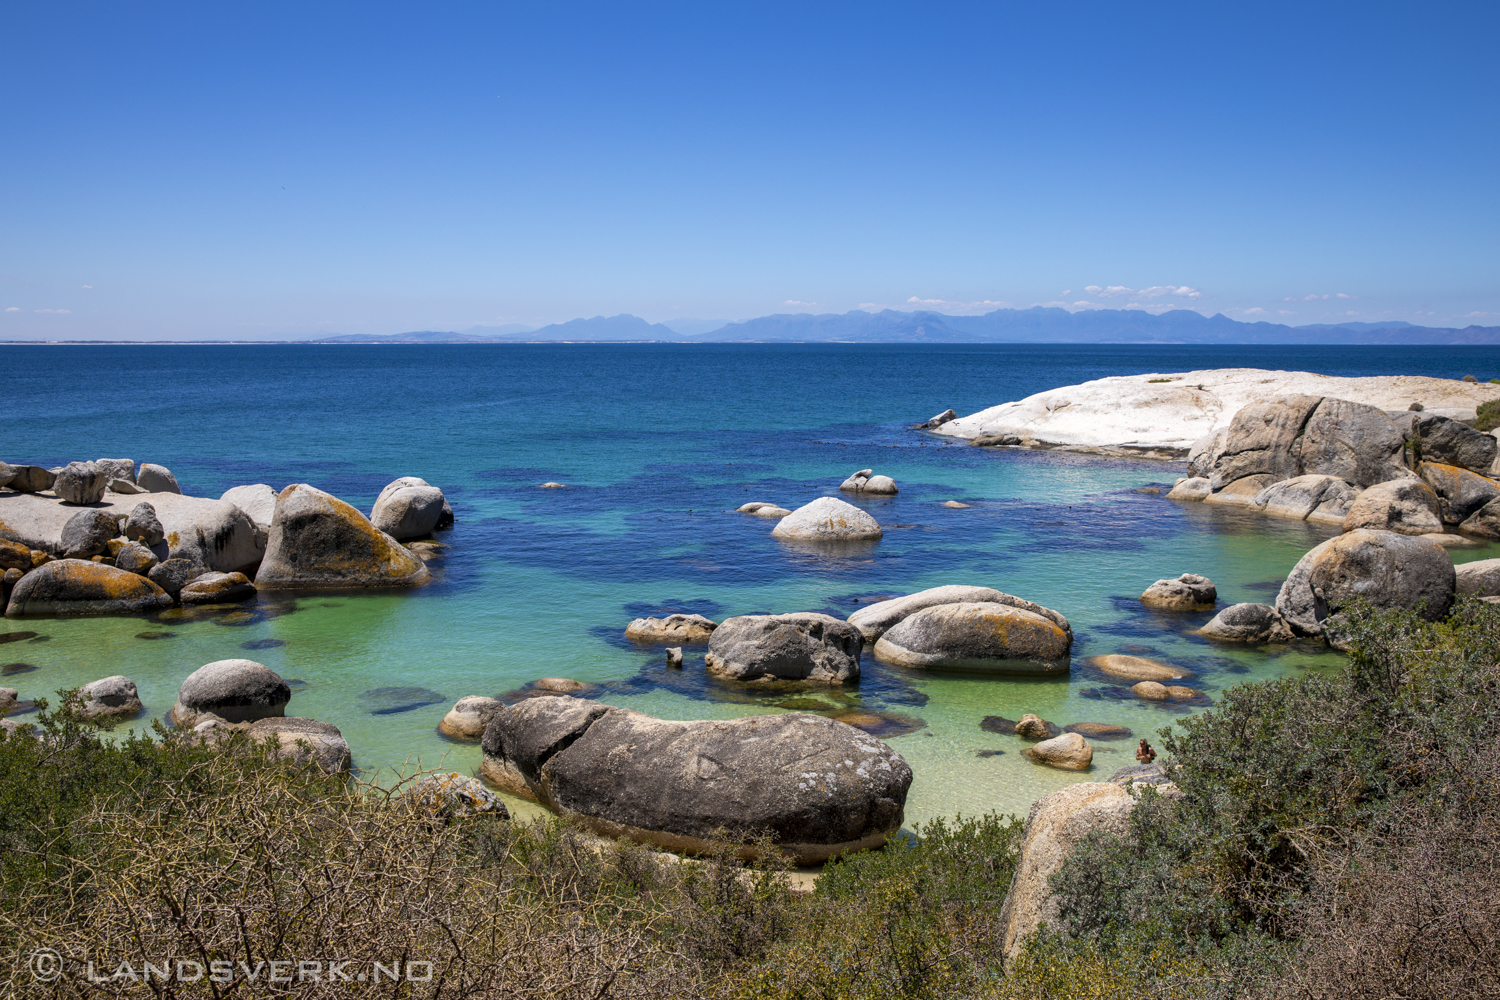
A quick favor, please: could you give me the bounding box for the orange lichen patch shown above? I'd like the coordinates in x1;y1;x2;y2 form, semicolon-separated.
255;484;429;589
6;558;171;616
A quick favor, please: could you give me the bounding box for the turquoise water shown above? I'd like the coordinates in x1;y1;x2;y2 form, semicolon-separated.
4;343;1498;825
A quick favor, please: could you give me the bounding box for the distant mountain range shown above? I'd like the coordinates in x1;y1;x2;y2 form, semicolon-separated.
306;308;1500;345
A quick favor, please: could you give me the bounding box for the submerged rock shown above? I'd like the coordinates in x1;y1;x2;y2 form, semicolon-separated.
847;584;1071;642
771;496;882;542
625;613;717;644
1064;722;1132;740
255;484;430;589
5;559;172;616
179;571;256;604
873;602;1071;675
370;478;447;541
1342;479;1445;535
1199;603;1294;642
1087;654;1190;682
1140;573;1216;610
705;613;863;684
479;697;911;863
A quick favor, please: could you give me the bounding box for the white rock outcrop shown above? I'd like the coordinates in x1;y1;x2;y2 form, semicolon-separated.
935;369;1500;458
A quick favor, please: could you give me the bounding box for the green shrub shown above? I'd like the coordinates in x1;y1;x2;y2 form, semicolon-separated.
1476;398;1500;432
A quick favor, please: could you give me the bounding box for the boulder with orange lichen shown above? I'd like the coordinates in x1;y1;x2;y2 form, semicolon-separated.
5;559;172;616
255;484;430;589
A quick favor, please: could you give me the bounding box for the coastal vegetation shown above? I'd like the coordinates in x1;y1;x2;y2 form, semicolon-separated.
3;597;1495;997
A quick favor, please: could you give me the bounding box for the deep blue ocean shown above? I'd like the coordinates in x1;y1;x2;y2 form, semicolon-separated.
4;343;1498;825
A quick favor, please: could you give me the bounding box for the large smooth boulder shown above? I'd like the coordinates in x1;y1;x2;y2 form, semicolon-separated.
1199;603;1294;642
1418;414;1499;473
997;782;1139;959
1166;476;1212;501
1342;479;1444;535
370;479;446;541
6;466;55;494
1022;732;1093;770
873;602;1071;675
1461;496;1500;539
1298;398;1411;488
771;496;882;542
705;613;862;684
5;559;172;616
479;697;912;863
847;585;1072;642
75;675;143;723
1208;395;1324;490
1277;530;1455;636
1419;463;1500;523
1252;475;1359;524
137;464;181;494
1139;573;1216;609
1087;654;1190;681
60;509;122;559
179;571;255;604
438;696;505;740
173;659;291;726
255;484;430;589
53;461;109;504
625;613;717;644
1455;559;1500;597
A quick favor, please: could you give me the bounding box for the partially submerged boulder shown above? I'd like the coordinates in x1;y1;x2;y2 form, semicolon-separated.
1277;530;1455;636
1140;573;1216;610
771;496;882;542
873;602;1071;675
5;560;172;616
1342;479;1444;535
479;697;912;863
75;675;143;723
1199;603;1294;642
173;659;291;726
997;782;1138;959
255;484;430;589
370;478;446;541
1203;474;1276;506
625;613;717;644
1014;714;1059;739
737;502;792;518
1166;477;1212;501
1022;732;1093;770
846;584;1071;642
705;613;863;684
1087;654;1190;682
438;695;505;740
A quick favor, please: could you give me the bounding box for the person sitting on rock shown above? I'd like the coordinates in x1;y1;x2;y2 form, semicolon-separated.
1136;738;1157;765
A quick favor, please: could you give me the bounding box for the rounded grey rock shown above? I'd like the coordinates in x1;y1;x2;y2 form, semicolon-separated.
76;675;143;723
1199;602;1294;642
370;481;446;541
53;461;109;505
771;496;882;542
148;558;205;597
113;540;159;575
60;509;122;559
122;503;165;546
137;464;181;494
705;612;863;684
174;659;291;726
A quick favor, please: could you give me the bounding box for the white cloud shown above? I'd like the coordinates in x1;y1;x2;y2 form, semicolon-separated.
1336;292;1355;299
1242;307;1267;315
857;296;1012;315
1279;310;1294;315
33;308;70;314
782;300;818;308
4;307;18;313
1060;289;1072;297
82;284;93;289
1084;285;1201;300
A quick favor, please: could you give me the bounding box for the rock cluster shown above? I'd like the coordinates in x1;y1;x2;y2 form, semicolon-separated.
625;613;717;644
1140;573;1217;609
838;469;899;495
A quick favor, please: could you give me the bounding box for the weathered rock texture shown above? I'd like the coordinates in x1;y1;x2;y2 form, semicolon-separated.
246;717;351;774
997;782;1138;959
1342;479;1445;535
479;697;912;863
53;461;109;505
255;484;430;589
771;496;882;542
1461;497;1500;539
1455;558;1500;597
438;696;505;740
1419;463;1500;523
76;675;143;722
137;464;181;494
1022;732;1093;770
846;585;1072;643
173;659;291;726
873;602;1071;675
5;560;173;616
1417;414;1499;473
1199;603;1295;642
705;613;863;684
370;478;447;540
1252;475;1359;524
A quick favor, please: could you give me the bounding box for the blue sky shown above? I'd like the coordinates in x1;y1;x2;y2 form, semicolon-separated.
2;2;1496;339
